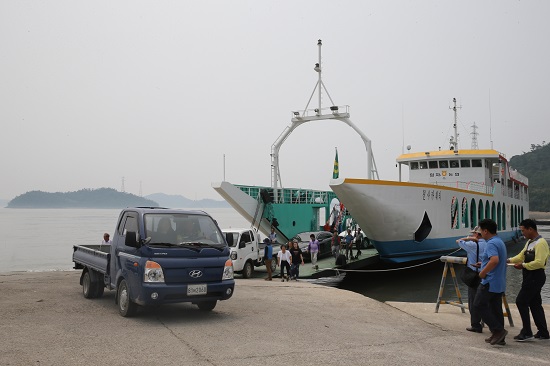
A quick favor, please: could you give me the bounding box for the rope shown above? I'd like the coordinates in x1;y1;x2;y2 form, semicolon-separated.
321;248;463;273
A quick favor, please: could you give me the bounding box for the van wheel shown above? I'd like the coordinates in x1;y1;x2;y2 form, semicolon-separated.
270;259;277;273
117;280;138;317
82;270;97;299
197;300;217;311
242;261;253;278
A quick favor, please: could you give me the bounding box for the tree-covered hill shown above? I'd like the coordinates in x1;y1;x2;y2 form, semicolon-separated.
509;142;550;212
7;188;158;208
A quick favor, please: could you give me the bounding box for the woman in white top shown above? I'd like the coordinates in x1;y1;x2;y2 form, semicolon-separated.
278;244;292;282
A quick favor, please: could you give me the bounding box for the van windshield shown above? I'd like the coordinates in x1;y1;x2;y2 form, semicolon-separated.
144;213;225;248
223;232;239;247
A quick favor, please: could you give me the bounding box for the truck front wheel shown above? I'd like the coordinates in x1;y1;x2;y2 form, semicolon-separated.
242;261;253;278
197;300;217;311
117;280;138;317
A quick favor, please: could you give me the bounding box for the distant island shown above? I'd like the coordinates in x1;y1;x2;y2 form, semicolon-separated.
145;193;229;209
5;188;229;209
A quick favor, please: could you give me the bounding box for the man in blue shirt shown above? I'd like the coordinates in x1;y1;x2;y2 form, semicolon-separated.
474;218;508;346
457;226;487;333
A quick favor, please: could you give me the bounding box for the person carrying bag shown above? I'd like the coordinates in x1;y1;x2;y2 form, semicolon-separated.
456;226;487;333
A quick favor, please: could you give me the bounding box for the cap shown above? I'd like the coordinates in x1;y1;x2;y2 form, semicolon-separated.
470;226;482;234
263;238;271;244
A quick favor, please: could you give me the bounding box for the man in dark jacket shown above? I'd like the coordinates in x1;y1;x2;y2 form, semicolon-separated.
263;238;273;281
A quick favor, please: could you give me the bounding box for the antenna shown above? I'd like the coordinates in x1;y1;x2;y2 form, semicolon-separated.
470;122;479;150
301;39;336;114
401;103;405;154
139;181;142;197
449;98;461;152
121;177;125;193
489;89;493;149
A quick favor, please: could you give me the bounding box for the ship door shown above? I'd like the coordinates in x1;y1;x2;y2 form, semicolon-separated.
316;207;325;230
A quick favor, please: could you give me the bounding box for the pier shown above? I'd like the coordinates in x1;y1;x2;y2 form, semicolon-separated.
2;271;549;365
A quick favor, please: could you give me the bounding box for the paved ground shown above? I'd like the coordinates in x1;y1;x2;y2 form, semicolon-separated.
1;271;549;366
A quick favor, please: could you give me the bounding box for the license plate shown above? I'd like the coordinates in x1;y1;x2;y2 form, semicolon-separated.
187;284;207;296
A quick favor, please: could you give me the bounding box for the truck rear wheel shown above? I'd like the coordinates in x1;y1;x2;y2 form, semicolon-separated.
117;280;138;317
94;282;105;298
82;270;98;299
197;300;217;311
242;261;253;278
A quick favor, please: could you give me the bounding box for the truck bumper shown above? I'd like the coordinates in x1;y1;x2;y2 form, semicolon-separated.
133;280;235;306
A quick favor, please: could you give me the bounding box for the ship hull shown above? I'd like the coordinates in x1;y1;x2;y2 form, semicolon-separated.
330;178;528;263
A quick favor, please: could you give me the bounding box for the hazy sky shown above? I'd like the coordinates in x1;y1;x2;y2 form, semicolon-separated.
1;1;549;201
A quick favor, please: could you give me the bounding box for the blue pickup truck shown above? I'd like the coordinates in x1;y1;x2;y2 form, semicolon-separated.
72;207;235;317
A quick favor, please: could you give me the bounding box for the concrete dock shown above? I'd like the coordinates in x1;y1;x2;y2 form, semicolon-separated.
1;271;549;366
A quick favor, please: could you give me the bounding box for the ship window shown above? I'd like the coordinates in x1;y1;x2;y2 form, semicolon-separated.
439;160;449;168
460;159;471;167
419;161;428;169
450;160;459;168
410;162;419;170
472;159;482;167
428;161;438;169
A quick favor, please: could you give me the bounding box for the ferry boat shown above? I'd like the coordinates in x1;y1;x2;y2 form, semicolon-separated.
330;98;529;263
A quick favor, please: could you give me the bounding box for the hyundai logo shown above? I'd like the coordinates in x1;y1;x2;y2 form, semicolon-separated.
189;270;203;278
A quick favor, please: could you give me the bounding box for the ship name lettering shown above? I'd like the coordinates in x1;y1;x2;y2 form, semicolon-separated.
422;189;442;200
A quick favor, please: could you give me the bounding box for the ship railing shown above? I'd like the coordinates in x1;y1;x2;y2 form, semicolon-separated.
235;185;337;205
433;181;493;194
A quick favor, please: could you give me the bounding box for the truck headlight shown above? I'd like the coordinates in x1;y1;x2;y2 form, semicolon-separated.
230;251;237;260
144;260;165;283
222;259;234;280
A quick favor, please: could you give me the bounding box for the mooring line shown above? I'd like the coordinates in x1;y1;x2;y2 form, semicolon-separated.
323;248;462;273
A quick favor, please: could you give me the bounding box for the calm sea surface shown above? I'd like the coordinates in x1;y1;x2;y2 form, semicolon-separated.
1;207;548;304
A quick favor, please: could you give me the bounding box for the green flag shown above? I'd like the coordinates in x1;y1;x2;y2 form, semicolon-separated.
332;148;339;179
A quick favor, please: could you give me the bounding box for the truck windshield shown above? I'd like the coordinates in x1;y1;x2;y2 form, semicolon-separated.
144;213;225;247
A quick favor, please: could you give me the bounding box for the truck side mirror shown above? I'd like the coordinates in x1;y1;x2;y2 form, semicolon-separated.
238;241;246;249
125;231;140;248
